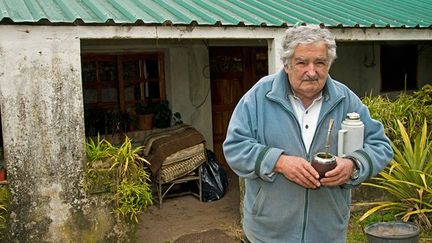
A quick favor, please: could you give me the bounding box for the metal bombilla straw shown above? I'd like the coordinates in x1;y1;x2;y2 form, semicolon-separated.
324;119;334;158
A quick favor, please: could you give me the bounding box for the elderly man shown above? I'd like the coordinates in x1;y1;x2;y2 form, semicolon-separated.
223;25;393;243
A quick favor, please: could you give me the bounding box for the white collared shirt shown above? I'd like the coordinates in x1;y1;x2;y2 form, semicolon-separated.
289;93;323;153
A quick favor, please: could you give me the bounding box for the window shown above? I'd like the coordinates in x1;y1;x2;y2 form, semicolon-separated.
381;44;417;92
81;53;165;136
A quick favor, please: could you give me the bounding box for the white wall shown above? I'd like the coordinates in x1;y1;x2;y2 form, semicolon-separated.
167;44;213;148
330;43;381;96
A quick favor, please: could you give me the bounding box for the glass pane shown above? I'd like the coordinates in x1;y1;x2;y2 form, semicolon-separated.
148;82;160;99
123;60;141;82
82;61;97;83
125;84;144;101
98;61;117;85
101;88;118;102
144;59;159;79
210;55;243;73
83;89;97;104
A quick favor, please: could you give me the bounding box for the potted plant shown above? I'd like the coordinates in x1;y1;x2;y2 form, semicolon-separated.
0;149;5;182
84;135;153;222
154;100;172;128
0;164;5;182
83;134;116;194
135;100;154;130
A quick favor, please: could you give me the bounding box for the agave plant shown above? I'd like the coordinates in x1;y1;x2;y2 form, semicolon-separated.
357;119;432;229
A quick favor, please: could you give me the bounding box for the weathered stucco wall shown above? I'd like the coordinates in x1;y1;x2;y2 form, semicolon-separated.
0;26;134;242
0;26;87;241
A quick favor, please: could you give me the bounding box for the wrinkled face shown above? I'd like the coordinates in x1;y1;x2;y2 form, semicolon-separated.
284;42;329;101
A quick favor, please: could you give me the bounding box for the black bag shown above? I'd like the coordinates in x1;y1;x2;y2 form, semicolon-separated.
202;149;229;202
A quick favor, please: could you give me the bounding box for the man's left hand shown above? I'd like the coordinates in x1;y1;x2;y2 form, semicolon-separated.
319;157;354;186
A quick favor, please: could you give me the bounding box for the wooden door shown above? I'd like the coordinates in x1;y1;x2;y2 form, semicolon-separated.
210;47;268;171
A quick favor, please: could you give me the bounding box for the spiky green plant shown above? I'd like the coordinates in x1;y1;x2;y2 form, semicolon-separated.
85;134;114;166
0;185;10;232
114;168;153;222
109;136;153;222
357;119;432;229
0;204;5;229
109;136;148;180
84;135;153;222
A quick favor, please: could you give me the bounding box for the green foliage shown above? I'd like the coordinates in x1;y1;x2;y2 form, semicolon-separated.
110;137;152;222
85;134;114;166
84;136;153;222
114;169;153;222
362;84;432;148
135;100;155;115
110;137;148;180
357;119;432;229
0;185;10;232
154;100;172;128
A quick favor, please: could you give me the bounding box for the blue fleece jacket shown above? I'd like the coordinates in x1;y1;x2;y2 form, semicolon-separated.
223;69;393;243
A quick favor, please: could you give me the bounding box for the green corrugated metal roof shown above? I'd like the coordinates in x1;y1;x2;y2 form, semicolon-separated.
0;0;431;28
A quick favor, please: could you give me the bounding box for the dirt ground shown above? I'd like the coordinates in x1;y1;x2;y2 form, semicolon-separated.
136;171;242;243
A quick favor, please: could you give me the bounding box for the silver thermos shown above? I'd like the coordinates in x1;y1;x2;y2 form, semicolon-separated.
337;112;364;157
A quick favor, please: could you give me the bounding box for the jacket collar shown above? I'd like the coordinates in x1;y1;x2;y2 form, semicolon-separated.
267;68;346;115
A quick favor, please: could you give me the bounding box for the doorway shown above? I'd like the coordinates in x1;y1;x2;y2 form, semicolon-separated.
209;46;268;171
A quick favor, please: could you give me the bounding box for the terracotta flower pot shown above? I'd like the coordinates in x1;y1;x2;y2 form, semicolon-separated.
0;168;6;181
138;114;154;130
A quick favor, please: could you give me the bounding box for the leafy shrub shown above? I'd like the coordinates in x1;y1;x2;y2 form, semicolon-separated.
85;134;114;166
357;120;432;229
362;84;432;148
115;168;153;222
85;136;153;222
0;185;10;235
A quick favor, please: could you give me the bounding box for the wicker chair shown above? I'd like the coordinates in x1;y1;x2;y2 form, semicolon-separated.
154;142;207;207
141;125;207;208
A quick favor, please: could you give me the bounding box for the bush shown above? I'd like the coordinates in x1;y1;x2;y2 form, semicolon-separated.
362;84;432;148
0;185;10;238
85;136;153;222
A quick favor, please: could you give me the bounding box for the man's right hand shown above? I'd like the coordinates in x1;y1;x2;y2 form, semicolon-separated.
273;154;321;189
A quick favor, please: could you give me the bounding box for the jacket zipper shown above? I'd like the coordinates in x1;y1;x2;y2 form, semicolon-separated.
300;97;344;243
272;95;344;243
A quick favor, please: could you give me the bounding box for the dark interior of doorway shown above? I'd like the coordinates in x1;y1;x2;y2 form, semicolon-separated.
209;46;268;171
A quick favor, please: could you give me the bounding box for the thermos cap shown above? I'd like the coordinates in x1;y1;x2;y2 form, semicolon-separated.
346;112;360;120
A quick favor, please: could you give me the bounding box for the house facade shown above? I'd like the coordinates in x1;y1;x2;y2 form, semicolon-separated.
0;0;431;240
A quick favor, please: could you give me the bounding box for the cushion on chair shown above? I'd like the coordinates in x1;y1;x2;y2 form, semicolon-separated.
157;143;206;184
144;125;205;174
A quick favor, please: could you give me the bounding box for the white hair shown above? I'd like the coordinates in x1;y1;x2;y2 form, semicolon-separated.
280;25;337;68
